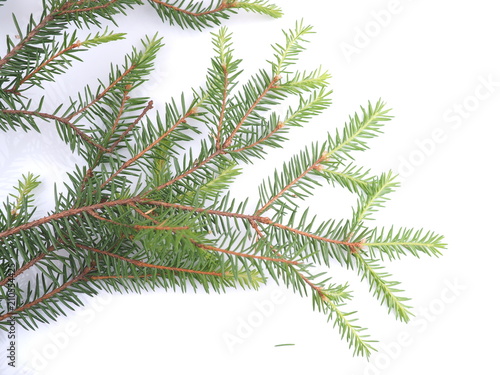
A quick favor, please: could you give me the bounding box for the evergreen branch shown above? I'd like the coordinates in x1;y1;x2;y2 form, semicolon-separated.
0;195;362;255
149;0;233;17
272;20;313;75
101;106;194;189
272;221;363;250
252;224;372;356
108;99;154;152
87;209;189;231
234;1;282;18
0;265;95;323
325;299;376;357
0;251;49;287
0;109;108;151
7;172;41;219
75;243;225;277
9;41;82;93
320;163;374;194
230;121;284;153
279;68;331;93
326;99;392;160
5;30;125;93
108;90;131;144
351;172;399;230
365;227;445;260
0;10;446;357
57;0;121;14
193;241;299;265
66;64;137;121
282;87;332;127
0;197;140;239
221;74;280;148
216;64;229;149
256;150;327;215
0;12;55;70
353;253;413;322
148;0;281;30
153;150;222;191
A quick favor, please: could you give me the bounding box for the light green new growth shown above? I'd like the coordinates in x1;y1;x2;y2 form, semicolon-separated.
0;1;445;358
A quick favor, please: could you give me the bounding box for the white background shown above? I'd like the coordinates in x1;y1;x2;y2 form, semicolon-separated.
1;0;499;374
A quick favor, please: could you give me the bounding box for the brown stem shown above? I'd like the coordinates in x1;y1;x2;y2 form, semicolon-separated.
153;150;222;191
66;64;137;121
129;203;160;224
1;109;108;152
86;274;154;280
255;152;328;215
230;121;285;153
0;197;140;240
0;265;94;322
57;0;120;14
149;0;233;17
193;241;299;265
9;42;83;93
222;75;280;149
75;243;224;277
0;14;55;70
140;199;273;224
108;91;131;141
88;209;188;231
108;100;153;152
0;195;362;258
272;221;363;248
252;221;328;300
101;107;195;189
0;251;50;287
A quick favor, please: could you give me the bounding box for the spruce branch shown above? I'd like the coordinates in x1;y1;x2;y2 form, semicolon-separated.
0;3;446;358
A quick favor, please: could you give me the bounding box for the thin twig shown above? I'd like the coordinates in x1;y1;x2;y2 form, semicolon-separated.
75;243;224;277
222;75;280;149
193;241;300;265
88;209;188;231
1;109;108;151
149;0;233;17
101;107;195;189
255;152;328;215
66;64;137;121
0;265;95;322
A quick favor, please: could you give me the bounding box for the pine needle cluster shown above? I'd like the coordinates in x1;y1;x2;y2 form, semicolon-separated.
0;0;445;357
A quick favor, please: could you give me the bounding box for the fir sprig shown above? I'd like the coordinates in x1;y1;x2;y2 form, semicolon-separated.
0;1;445;358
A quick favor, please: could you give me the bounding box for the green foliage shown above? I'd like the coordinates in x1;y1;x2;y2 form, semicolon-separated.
0;0;445;359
